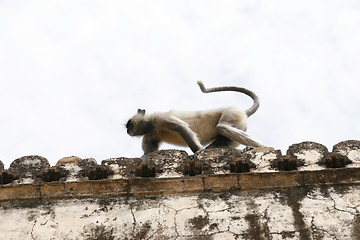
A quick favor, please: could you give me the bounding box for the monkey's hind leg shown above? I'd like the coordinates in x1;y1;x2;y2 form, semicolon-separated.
216;123;266;148
160;116;203;153
206;135;236;149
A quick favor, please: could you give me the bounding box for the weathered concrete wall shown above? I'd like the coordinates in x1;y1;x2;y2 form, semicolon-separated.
0;140;359;239
1;185;359;239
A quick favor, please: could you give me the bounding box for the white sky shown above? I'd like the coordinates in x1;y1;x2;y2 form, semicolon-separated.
1;1;359;168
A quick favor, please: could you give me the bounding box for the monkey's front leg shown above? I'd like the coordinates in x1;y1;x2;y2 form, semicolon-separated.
140;135;160;161
142;135;160;155
162;117;203;153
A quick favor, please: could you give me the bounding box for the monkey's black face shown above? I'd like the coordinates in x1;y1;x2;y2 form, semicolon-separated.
126;120;134;135
126;119;153;136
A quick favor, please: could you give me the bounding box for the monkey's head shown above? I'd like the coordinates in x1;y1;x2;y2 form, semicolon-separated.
126;109;153;136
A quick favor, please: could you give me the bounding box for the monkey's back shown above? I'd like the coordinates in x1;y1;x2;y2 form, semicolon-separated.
171;109;223;145
172;106;247;145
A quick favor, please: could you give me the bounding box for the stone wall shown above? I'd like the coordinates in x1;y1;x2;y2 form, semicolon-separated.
0;140;359;239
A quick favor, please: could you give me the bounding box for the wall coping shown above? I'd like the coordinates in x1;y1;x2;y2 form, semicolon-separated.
1;140;359;201
1;167;359;201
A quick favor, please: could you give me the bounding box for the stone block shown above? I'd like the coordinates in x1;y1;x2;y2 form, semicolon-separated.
145;150;190;178
8;155;50;183
194;148;235;174
287;141;328;171
333;140;360;168
56;156;83;165
55;157;97;182
102;157;142;179
241;147;280;172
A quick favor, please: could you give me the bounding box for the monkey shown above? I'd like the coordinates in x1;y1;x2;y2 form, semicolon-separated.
126;81;266;156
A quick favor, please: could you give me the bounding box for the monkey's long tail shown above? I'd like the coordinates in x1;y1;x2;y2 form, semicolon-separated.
197;81;260;117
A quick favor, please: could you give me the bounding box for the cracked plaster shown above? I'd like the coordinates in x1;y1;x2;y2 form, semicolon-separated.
246;150;279;173
300;187;360;239
1;185;359;239
294;150;325;171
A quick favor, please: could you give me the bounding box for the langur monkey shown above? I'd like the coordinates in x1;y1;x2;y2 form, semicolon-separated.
126;81;266;155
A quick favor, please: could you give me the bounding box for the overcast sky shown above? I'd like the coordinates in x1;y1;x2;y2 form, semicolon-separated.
1;1;359;168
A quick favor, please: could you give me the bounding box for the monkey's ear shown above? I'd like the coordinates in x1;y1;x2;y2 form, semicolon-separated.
137;109;146;116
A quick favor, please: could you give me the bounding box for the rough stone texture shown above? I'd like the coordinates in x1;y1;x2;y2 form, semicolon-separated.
146;150;190;178
242;148;281;172
0;160;4;171
0;185;359;239
135;161;157;178
287;141;329;171
55;158;97;182
0;170;18;184
333;140;360;168
56;156;83;165
182;159;204;176
86;165;114;180
0;141;359;184
102;157;142;179
229;156;255;173
319;152;352;168
38;167;69;182
1;141;358;183
8;155;50;184
271;155;299;171
194;148;235;174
